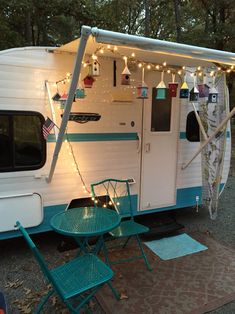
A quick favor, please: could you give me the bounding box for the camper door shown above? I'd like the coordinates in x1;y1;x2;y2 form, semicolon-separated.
140;82;180;211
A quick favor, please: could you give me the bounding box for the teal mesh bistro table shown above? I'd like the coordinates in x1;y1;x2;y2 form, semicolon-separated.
50;206;121;255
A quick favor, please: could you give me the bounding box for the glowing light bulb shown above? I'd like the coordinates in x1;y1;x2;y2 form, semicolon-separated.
92;54;97;60
227;69;231;73
178;70;182;75
92;197;95;201
182;66;186;70
147;64;151;69
100;48;104;54
217;67;221;71
117;202;120;206
163;62;167;66
197;66;201;71
107;45;111;49
114;46;118;51
167;69;171;74
103;204;107;208
95;200;98;204
138;63;142;68
231;65;234;69
155;65;160;70
131;52;135;57
198;72;203;76
82;185;86;189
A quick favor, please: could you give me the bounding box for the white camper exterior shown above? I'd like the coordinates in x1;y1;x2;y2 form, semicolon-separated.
0;26;233;239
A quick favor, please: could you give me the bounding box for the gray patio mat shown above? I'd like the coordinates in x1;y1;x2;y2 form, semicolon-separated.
97;233;235;314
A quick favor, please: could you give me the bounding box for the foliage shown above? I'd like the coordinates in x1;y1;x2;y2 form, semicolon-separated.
0;0;234;51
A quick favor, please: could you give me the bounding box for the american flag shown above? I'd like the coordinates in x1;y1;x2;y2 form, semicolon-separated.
43;117;55;139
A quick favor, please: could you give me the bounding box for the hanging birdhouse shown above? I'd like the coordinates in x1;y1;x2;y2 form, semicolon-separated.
180;81;189;99
208;86;218;103
156;72;167;100
168;73;178;97
58;93;68;109
137;68;148;99
89;59;100;77
83;75;95;88
52;92;61;102
121;57;131;85
198;84;210;98
189;86;199;101
75;88;86;99
137;82;148;99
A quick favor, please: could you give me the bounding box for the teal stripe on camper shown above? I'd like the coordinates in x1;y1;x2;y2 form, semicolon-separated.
0;184;224;240
47;133;138;142
179;131;230;140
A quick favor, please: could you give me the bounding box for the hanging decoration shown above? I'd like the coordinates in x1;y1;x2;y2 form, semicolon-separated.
189;74;199;101
180;75;189;99
156;71;167;100
198;75;210;98
137;67;148;99
208;76;218;103
58;93;68;109
83;75;95;88
75;74;86;99
121;56;131;85
200;74;228;219
168;73;178;97
88;54;100;77
52;92;61;102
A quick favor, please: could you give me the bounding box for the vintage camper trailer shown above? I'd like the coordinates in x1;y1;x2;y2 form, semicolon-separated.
0;26;234;239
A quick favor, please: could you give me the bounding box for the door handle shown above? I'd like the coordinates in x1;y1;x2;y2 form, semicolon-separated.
137;132;141;153
145;143;150;152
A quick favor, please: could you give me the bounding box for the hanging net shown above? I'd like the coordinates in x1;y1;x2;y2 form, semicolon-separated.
200;73;229;219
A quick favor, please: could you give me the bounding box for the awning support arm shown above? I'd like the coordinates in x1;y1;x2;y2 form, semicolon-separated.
46;26;91;183
45;80;59;141
192;103;208;141
182;105;235;170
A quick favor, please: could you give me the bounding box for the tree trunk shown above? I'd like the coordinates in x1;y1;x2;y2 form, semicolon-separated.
144;0;150;37
173;0;181;42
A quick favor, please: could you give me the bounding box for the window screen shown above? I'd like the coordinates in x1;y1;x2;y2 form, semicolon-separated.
151;88;172;132
186;111;200;142
0;111;46;172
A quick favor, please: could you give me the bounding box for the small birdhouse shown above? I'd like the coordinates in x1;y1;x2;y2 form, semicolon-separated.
52;92;61;102
89;59;100;77
180;81;189;99
137;82;148;99
121;66;131;85
59;93;68;109
75;88;86;99
168;74;178;97
156;80;167;100
198;84;210;98
121;57;131;85
137;68;148;99
83;75;95;88
208;87;218;103
190;86;199;102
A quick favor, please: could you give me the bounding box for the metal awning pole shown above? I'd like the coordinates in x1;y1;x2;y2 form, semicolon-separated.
45;80;59;141
182;105;235;170
46;26;91;183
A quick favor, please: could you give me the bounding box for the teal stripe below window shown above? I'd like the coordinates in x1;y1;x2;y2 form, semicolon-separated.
47;133;138;142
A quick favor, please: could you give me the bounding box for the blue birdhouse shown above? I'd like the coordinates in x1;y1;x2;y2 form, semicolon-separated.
75;88;86;99
137;82;148;99
180;82;189;99
156;80;167;99
190;86;199;102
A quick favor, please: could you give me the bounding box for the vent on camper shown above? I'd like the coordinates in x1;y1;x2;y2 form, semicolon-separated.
61;112;101;123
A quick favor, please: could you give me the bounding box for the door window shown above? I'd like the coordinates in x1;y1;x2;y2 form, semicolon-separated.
151;88;172;132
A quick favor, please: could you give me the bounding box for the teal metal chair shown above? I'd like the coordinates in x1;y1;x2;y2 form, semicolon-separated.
90;179;152;271
15;221;114;313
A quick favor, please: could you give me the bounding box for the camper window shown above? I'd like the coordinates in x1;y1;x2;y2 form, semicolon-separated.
186;111;200;142
151;88;172;132
0;111;46;172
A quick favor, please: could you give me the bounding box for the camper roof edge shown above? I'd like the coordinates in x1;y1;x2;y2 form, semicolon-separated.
46;25;92;183
91;27;235;65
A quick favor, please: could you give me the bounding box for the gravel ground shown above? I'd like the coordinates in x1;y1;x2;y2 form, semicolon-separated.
0;126;234;314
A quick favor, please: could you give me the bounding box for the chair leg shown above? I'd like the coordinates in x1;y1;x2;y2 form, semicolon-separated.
122;236;131;249
35;289;55;313
135;235;152;271
107;282;120;301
